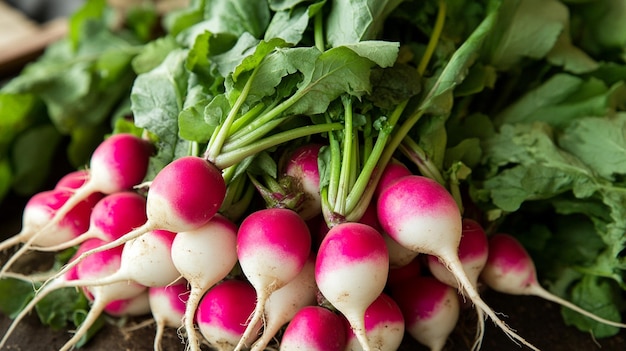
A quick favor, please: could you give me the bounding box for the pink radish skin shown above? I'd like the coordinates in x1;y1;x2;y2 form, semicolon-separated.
373;158;412;199
279;306;347;351
391;275;460;351
36;191;148;252
149;281;190;351
377;175;539;351
283;143;324;220
103;290;151;317
249;254;318;351
46;155;227;291
60;238;147;351
315;222;389;351
482;233;626;329
54;169;90;191
234;208;312;351
427;218;489;350
0;188;101;267
344;293;404;351
196;279;260;351
171;214;239;351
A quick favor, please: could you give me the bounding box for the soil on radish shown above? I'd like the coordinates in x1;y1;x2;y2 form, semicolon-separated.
1;193;626;351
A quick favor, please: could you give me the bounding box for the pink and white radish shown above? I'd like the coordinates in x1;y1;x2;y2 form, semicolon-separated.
391;275;460;351
54;169;90;191
196;279;260;351
234;208;312;351
58;238;147;351
282;143;324;220
170;214;239;351
149;280;190;351
376;175;539;350
279;305;348;351
315;221;389;351
0;133;152;275
45;155;227;289
386;256;422;290
103;290;151;317
0;188;102;274
426;218;489;350
36;191;148;252
344;292;404;351
249;253;318;351
481;233;626;329
58;229;180;289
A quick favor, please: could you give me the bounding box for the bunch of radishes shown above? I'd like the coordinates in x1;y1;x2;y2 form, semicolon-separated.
2;131;626;351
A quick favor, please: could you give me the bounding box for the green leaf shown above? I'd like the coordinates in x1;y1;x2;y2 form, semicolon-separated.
132;36;180;74
131;49;192;175
562;276;622;338
10;125;63;195
558;113;626;180
483;0;568;70
265;1;326;45
0;278;36;318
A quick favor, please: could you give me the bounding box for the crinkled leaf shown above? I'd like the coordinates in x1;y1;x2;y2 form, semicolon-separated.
131;49;192;176
265;1;325;45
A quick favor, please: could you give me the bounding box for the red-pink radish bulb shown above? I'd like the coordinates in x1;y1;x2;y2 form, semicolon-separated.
344;293;405;351
279;306;347;351
149;281;189;329
24;189;101;247
427;218;489;288
374;158;412;199
196;279;260;351
284;144;324;220
237;208;312;293
104;291;151;317
480;233;537;294
89;191;148;242
377;175;462;257
315;222;389;351
55;170;90;191
88;133;153;194
391;276;460;351
146;156;226;233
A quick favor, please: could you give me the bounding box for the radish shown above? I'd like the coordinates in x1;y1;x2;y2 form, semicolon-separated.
46;155;227;289
149;280;190;351
249;253;318;351
0;188;102;274
36;191;148;252
58;238;147;351
196;279;260;351
426;218;489;350
170;213;239;351
234;208;312;351
358;200;418;269
279;305;348;351
481;233;626;329
377;175;539;350
344;292;404;351
58;229;180;289
315;221;389;351
391;275;460;351
54;169;90;191
0;133;151;275
373;158;412;199
103;290;151;317
282;143;324;220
